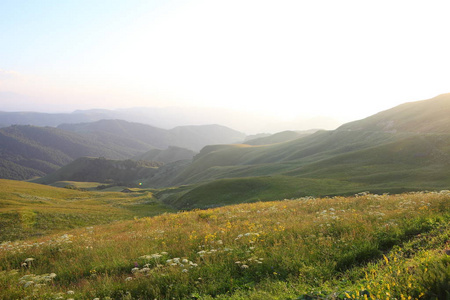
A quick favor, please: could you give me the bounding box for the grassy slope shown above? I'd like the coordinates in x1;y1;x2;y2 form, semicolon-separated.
0;191;448;299
171;131;406;186
243;130;312;146
286;133;450;180
158;130;450;209
33;157;161;185
164;96;450;206
0;179;174;241
162;176;364;210
132;146;196;164
338;93;450;133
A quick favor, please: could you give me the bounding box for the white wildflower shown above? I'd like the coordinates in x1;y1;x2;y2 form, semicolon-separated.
24;281;34;288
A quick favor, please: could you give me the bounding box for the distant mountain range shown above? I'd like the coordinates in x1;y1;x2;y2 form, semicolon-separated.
0;106;342;133
0;120;245;180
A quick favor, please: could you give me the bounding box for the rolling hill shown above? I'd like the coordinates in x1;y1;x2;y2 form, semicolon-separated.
243;129;317;146
0;179;174;241
132;146;196;164
33;157;162;185
151;94;450;208
338;93;450;133
0;120;245;180
9;93;450;210
0;125;129;180
58;120;245;152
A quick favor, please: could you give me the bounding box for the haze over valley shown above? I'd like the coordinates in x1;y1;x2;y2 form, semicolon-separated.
1;1;450;299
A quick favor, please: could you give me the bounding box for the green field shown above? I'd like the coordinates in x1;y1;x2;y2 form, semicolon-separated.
0;182;449;299
0;179;174;241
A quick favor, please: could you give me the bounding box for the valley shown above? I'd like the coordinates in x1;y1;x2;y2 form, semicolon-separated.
0;94;449;299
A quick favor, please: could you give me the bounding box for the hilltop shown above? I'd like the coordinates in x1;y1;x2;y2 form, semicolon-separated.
338;93;450;133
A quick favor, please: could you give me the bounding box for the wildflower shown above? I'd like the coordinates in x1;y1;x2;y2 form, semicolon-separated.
182;269;188;273
24;281;34;288
241;264;249;269
131;267;140;273
125;277;133;281
67;290;75;294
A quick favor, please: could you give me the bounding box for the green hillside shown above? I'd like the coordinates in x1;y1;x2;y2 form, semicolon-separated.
0;179;174;241
60;120;246;152
0;190;448;299
58;119;171;150
132;146;196;164
33;157;162;185
14;93;450;211
0;125;128;180
168;130;405;185
142;95;450;209
160;176;364;210
244;130;316;145
0;121;245;180
168;124;246;150
338;93;450;133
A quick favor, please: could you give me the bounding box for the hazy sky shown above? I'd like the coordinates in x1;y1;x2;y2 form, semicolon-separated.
1;0;450;124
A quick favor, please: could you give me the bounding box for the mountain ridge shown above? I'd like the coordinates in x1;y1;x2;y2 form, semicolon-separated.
0;121;245;180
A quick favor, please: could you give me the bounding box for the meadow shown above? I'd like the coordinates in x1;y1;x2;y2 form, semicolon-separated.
0;187;449;299
0;179;174;241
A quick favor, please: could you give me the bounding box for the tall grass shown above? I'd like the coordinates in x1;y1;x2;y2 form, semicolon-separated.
0;191;449;299
0;179;174;241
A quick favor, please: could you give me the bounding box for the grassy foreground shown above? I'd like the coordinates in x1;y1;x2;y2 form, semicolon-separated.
0;191;449;299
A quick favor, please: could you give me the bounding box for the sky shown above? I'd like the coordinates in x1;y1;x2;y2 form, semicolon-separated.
1;0;450;131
